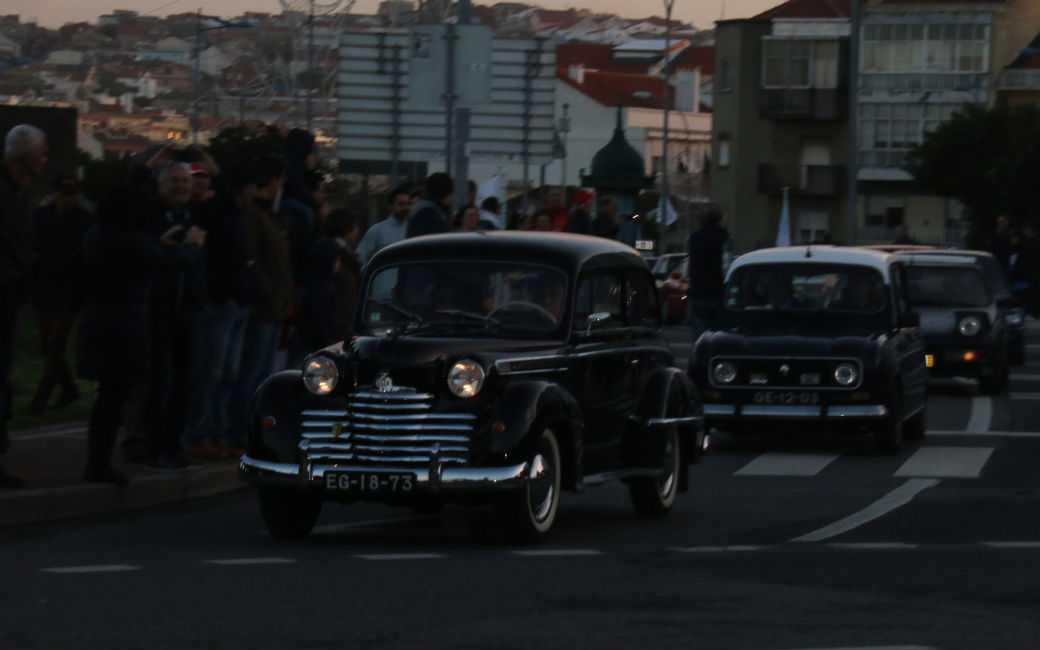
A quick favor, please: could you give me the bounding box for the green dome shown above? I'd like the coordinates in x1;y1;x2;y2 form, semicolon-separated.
590;126;646;177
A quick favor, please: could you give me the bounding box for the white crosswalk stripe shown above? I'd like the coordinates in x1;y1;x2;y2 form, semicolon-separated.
895;446;994;479
735;452;841;477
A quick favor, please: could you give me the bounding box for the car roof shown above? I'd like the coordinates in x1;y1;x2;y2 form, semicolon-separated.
368;231;647;275
727;245;895;281
891;251;985;267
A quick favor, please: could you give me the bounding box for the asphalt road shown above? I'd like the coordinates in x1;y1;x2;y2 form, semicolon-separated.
3;326;1039;650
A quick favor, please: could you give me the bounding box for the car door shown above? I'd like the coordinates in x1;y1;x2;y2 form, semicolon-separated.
889;262;928;414
570;269;635;473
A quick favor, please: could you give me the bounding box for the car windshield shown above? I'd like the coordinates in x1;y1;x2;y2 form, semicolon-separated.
906;265;991;307
361;261;568;335
725;264;887;314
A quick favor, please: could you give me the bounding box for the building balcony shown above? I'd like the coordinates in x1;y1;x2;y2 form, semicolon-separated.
998;69;1040;90
760;88;845;120
758;163;846;197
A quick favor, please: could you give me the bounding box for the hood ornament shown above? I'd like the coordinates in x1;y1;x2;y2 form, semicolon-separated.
779;364;791;376
375;371;393;393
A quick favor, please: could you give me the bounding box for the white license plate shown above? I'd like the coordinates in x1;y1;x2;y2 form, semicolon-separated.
324;471;415;493
753;391;820;405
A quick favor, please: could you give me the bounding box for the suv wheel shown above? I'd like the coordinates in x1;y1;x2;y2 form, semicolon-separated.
498;427;561;544
874;395;903;455
258;486;322;540
629;426;680;518
903;407;926;441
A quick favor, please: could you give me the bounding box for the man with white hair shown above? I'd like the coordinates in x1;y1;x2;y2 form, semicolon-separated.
0;123;48;489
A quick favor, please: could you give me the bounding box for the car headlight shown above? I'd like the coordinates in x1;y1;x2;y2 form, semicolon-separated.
834;363;859;387
448;359;485;398
303;356;339;395
712;361;737;385
958;315;982;336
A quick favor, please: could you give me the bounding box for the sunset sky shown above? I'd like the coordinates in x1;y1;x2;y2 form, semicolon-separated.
8;0;779;31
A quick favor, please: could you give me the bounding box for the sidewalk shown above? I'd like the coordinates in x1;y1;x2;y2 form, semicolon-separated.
0;423;244;528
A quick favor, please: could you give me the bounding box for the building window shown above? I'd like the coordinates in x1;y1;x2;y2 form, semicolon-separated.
865;197;905;227
861;21;989;73
718;136;730;168
719;59;733;91
859;102;957;154
762;39;838;89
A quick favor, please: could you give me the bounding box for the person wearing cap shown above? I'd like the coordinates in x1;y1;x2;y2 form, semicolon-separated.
27;175;94;415
564;188;596;235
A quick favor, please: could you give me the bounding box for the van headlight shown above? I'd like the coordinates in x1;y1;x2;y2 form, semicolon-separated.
834;363;859;387
448;359;485;397
303;356;339;395
712;361;737;385
958;315;982;336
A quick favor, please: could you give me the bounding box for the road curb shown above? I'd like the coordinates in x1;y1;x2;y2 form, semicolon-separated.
0;464;244;528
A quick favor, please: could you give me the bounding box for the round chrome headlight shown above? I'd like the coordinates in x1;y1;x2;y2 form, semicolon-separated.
834;363;859;387
958;315;982;336
303;356;339;395
448;359;485;398
712;361;737;385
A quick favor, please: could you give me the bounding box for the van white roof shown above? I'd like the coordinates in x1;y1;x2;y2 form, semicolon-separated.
727;246;894;282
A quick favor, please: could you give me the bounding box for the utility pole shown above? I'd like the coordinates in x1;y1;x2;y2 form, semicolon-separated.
659;0;675;255
846;0;860;245
451;0;473;210
559;102;570;195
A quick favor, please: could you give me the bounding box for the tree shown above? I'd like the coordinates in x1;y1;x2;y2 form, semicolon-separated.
905;102;1040;248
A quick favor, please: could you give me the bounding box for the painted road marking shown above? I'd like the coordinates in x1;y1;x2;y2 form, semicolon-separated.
1009;392;1040;400
204;558;297;565
1010;374;1040;380
735;453;840;477
965;395;992;433
673;545;766;553
511;549;603;557
895;446;994;479
355;553;445;561
828;543;918;550
981;541;1040;549
928;429;1040;439
41;564;141;574
792;478;941;543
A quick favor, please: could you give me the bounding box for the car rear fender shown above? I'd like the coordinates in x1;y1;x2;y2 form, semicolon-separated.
628;368;705;490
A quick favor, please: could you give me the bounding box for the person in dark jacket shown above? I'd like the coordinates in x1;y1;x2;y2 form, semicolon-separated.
0;124;48;489
591;195;620;239
325;209;362;340
406;172;454;238
989;214;1013;279
564;188;595;235
296;237;344;354
686;207;731;343
78;191;204;485
27;176;93;414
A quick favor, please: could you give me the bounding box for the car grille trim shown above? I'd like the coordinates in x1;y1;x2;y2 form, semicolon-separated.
298;392;473;468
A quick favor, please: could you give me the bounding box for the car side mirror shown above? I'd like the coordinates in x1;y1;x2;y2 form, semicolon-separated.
898;311;920;328
585;311;611;335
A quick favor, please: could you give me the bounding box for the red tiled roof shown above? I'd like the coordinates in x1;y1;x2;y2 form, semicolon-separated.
754;0;850;19
555;43;655;74
559;69;669;109
672;45;714;75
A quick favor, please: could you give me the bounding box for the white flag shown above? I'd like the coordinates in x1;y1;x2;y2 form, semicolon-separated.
775;187;791;247
475;175;505;228
660;195;678;226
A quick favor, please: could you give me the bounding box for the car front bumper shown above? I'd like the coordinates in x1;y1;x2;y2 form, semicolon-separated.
239;455;532;492
703;403;888;420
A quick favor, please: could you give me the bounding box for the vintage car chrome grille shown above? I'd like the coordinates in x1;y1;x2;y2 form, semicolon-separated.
299;391;475;468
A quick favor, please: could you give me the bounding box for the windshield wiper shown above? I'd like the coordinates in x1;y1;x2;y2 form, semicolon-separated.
431;309;501;329
368;298;424;324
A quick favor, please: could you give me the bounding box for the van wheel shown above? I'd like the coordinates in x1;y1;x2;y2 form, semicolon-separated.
874;395;903;455
903;408;926;441
497;427;561;544
257;486;322;540
629;427;680;518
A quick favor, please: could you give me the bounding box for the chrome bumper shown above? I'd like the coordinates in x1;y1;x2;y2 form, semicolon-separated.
239;454;531;491
703;404;888;420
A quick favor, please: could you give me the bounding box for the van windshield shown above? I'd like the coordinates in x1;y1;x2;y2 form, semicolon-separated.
725;264;887;315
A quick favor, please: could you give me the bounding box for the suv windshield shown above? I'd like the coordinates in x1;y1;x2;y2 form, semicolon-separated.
906;265;990;307
361;261;567;335
726;264;887;314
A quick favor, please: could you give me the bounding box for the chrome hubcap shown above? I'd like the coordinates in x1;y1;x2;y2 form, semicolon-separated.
659;435;677;498
528;452;555;522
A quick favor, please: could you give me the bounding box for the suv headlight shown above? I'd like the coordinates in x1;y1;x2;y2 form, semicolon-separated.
958;315;982;336
834;363;859;387
448;359;485;398
712;361;737;385
303;356;339;395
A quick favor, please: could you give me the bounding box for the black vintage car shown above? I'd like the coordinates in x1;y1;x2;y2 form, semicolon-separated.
893;251;1010;393
240;232;706;542
690;246;929;454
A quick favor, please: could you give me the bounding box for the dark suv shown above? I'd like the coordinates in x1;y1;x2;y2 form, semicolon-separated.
240;232;706;542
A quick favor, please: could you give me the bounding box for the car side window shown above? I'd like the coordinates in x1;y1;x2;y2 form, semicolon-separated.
890;262;910;317
573;272;624;329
